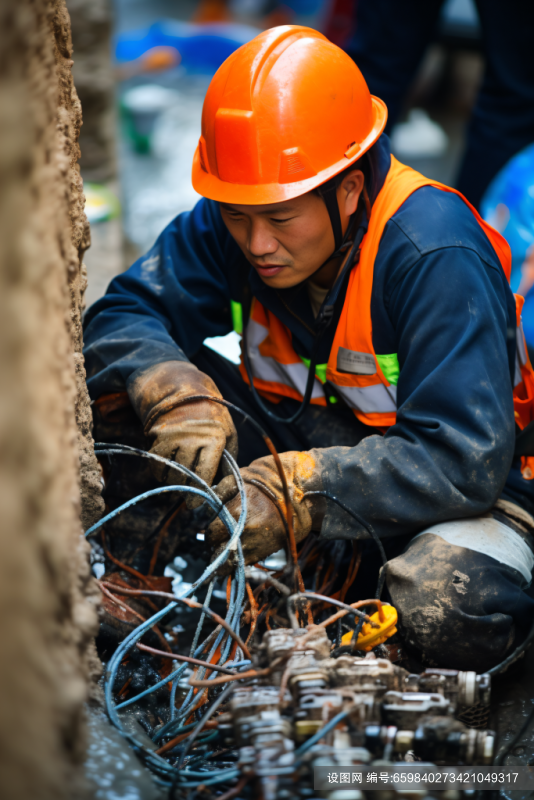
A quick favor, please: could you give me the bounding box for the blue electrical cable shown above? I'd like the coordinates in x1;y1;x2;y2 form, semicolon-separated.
172;770;240;788
116;662;189;711
85;484;223;539
189;578;215;658
112;584;243;714
176;766;237;779
97;447;250;782
294;709;350;758
161;454;248;731
92;443;269;785
168;578;215;722
95;428;280;788
169;557;245;729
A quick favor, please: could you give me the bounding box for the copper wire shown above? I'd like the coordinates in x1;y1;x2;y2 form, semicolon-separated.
135;643;237;675
98;581;251;659
98;582;172;652
317;598;384;629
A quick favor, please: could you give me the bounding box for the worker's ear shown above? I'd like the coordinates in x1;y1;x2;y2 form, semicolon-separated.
338;169;364;218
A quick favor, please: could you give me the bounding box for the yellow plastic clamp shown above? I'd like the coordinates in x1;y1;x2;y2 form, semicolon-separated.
341;604;398;652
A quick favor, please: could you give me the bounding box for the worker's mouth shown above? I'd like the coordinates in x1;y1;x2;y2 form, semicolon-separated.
252;263;288;278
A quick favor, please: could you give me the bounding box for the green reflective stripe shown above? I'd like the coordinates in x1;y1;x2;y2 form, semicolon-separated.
299;357;338;403
231;300;243;335
299;356;328;384
376;353;399;386
301;352;399;387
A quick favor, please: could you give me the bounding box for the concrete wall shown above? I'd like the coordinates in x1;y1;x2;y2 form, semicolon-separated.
0;1;103;797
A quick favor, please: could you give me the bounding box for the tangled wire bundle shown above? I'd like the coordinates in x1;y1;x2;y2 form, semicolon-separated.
87;399;385;798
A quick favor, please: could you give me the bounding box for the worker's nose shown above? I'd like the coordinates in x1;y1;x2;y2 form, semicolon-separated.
247;219;278;258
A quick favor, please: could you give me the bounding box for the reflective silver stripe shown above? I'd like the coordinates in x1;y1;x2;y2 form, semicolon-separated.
246;319;324;399
517;322;528;365
246;318;398;414
414;517;534;586
514;355;522;387
334;383;397;414
515;321;528;386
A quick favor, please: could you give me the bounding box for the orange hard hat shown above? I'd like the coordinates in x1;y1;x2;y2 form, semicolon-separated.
192;25;387;205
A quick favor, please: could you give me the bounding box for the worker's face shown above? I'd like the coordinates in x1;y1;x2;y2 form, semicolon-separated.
219;170;364;289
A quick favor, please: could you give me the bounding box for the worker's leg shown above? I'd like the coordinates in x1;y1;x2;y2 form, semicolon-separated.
190;345;376;467
456;0;534;209
386;502;534;672
344;0;444;130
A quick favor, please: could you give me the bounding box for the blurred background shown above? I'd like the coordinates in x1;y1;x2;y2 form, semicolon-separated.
70;0;534;350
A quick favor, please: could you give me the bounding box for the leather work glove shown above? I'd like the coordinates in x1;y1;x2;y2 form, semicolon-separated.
206;450;325;568
128;361;238;500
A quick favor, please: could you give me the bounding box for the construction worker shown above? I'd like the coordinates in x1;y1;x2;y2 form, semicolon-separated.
84;26;534;672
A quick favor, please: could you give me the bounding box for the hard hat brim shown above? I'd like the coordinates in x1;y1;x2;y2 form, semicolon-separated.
192;96;387;206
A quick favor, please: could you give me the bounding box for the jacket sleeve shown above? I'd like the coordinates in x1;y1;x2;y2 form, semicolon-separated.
318;245;517;541
83;199;237;400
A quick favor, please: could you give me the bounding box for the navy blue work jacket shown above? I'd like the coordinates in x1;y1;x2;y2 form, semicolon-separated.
83;135;534;537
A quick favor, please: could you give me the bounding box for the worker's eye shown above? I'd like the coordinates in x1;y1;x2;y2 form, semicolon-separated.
270;217;294;223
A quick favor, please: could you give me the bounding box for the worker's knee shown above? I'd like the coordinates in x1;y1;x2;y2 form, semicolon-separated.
385;515;534;672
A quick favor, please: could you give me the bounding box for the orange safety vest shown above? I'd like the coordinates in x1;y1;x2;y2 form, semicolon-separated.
237;156;534;472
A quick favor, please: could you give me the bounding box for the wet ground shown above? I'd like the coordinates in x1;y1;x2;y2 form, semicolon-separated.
491;646;534;796
86;707;167;800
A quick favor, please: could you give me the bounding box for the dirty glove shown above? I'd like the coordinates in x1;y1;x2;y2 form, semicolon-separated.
206;450;325;568
128;361;238;495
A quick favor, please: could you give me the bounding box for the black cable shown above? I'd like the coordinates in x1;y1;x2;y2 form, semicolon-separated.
329;617;367;658
351;615;365;646
486;618;534;676
176;682;235;771
148;396;270;446
241;222;368;425
493;701;534;766
303;490;387;599
287;591;376;630
335;617;343;648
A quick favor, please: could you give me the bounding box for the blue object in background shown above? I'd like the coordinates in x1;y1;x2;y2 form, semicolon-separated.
481;143;534;292
481;143;534;348
115;21;259;75
524;284;534;350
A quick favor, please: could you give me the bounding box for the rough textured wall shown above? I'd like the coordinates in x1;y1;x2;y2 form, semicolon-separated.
0;1;103;798
67;0;116;181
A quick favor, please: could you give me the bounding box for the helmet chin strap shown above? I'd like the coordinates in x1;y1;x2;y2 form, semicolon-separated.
317;178;344;253
314;179;371;275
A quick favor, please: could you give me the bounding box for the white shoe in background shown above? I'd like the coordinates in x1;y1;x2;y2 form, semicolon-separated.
391;108;449;159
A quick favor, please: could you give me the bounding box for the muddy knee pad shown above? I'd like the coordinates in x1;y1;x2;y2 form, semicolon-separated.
386;516;534;672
